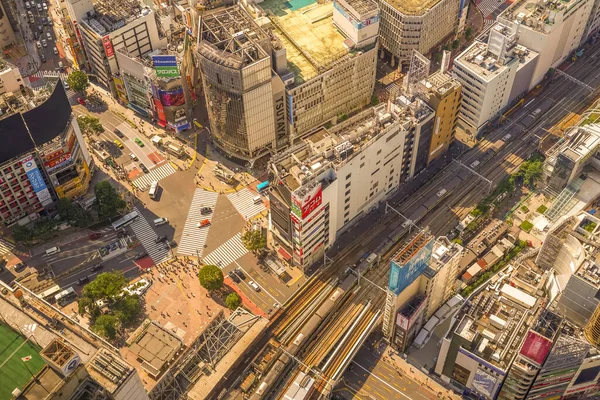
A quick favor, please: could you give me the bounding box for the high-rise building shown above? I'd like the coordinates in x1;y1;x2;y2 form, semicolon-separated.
377;0;461;65
65;0;167;89
0;0;16;49
0;60;25;95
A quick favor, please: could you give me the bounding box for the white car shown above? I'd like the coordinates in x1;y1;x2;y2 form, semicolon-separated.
53;46;57;55
46;32;52;41
36;41;41;49
25;1;31;9
130;153;138;161
41;39;47;47
58;61;63;68
42;2;47;10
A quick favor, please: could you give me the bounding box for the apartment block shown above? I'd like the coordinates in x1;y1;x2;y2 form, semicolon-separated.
0;60;24;95
0;0;16;49
269;97;433;270
377;0;461;65
65;0;167;88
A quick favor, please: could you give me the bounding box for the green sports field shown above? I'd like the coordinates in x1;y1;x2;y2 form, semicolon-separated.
0;323;46;399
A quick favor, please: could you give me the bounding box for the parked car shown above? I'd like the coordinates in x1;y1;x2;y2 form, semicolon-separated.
46;32;51;41
42;17;48;25
40;54;46;63
234;268;246;280
88;232;103;240
90;264;104;272
25;2;31;9
77;97;86;105
42;2;47;10
53;46;58;55
36;41;41;49
41;39;47;47
114;128;123;137
140;164;149;173
14;263;26;273
155;235;167;243
77;276;90;285
33;31;38;40
229;273;240;283
134;138;144;147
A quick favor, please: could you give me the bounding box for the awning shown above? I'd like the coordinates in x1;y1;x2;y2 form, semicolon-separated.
278;247;292;261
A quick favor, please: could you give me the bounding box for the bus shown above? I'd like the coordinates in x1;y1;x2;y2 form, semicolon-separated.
164;141;184;158
257;181;270;193
111;210;139;230
55;287;76;306
39;284;61;300
149;181;159;199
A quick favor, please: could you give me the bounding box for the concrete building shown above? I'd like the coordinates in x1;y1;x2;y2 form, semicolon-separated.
418;71;462;164
0;60;24;95
499;0;593;90
65;0;167;89
0;0;16;49
0;82;92;226
269;96;434;270
453;22;538;136
377;0;461;65
585;0;600;39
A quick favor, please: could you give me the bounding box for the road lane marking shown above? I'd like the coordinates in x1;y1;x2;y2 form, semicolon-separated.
234;260;280;305
351;361;413;400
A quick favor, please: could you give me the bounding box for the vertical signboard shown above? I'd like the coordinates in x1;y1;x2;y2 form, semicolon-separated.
158;87;185;107
154;98;167;126
102;36;114;58
152;55;179;78
388;239;434;295
291;184;323;220
21;156;52;206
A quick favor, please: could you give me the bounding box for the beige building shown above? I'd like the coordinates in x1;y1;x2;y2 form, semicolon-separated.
0;0;15;49
0;60;24;95
377;0;461;65
419;71;461;164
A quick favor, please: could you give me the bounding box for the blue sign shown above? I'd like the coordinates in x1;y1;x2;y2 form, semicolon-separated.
26;168;48;193
388;239;434;295
152;55;178;67
287;94;294;125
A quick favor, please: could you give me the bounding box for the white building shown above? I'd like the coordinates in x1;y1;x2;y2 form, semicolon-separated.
498;0;593;90
0;60;24;94
65;0;167;88
269;97;434;270
377;0;462;65
453;23;538;136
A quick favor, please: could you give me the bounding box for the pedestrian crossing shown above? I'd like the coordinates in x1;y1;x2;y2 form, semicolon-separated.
177;189;219;257
477;0;503;18
202;233;248;268
227;189;266;221
0;239;15;258
30;70;69;80
132;163;177;190
129;207;170;264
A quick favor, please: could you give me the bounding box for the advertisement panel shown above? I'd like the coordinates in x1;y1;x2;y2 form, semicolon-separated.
291;184;322;219
21;156;52;206
472;368;498;398
396;314;409;330
388;239;434;295
152;55;179;78
154;98;167;126
159;88;185;107
102;36;114;58
520;331;553;365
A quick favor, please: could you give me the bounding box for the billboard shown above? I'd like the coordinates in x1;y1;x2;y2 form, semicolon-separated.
154;98;167;126
472;368;498;399
388;238;433;295
152;55;179;78
102;36;114;58
520;331;553;365
159;88;185;107
21;156;52;206
291;184;322;219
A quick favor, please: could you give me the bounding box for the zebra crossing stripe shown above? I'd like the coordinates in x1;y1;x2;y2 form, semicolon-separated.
129;207;170;264
226;189;266;221
177;189;219;257
202;233;248;268
132;163;177;190
0;239;15;257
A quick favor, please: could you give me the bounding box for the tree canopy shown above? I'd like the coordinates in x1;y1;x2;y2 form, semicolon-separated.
113;294;142;323
94;181;126;218
56;198;90;227
66;70;89;92
198;264;224;292
77;115;104;136
92;314;118;339
226;292;242;310
82;270;127;301
241;230;267;253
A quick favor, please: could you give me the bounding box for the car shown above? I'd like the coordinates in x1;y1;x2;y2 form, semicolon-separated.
88;232;103;240
155;235;167;243
37;3;41;11
129;153;138;161
469;160;480;169
41;39;47;47
154;217;168;226
234;268;246;280
114;128;123;137
38;25;43;32
140;164;149;173
48;18;53;25
40;54;46;63
134;252;148;260
33;31;38;40
117;229;128;238
46;32;51;41
90;264;104;272
14;263;26;273
229;273;240;283
134;138;144;147
113;139;124;149
42;2;47;10
63;81;69;90
53;46;57;55
25;1;31;9
58;61;63;68
36;41;41;49
77;97;86;105
502;134;512;141
77;276;90;285
200;206;212;215
197;219;211;228
42;17;48;25
249;280;261;292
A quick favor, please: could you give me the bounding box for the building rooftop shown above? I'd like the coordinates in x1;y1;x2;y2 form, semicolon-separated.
83;0;152;35
128;322;183;377
18;366;64;400
259;0;352;84
340;0;379;17
501;0;582;33
420;71;461;98
426;236;462;275
85;348;134;394
384;0;447;16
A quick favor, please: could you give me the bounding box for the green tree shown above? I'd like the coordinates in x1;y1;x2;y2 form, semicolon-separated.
56;198;90;227
77;296;100;319
452;39;460;49
226;292;242;310
66;70;89;93
465;27;473;39
452;238;463;245
198;264;224;292
94;181;126;218
113;294;141;324
12;225;33;242
434;52;443;63
522;160;543;187
370;95;380;107
82;270;127;301
242;230;267;253
92;314;118;339
77;115;104;136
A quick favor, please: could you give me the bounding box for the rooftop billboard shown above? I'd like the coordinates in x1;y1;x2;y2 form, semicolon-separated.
388;238;433;295
520;331;553;365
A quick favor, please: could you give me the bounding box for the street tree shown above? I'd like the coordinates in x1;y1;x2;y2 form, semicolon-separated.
198;264;224;292
77;115;104;136
241;230;267;253
12;225;33;243
113;294;142;324
226;292;242;310
82;270;127;301
66;70;89;93
94;181;126;217
92;314;118;339
452;39;460;49
465;27;473;39
56;198;90;227
77;296;100;319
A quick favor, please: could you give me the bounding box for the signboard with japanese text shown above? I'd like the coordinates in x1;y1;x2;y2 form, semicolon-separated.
102;36;114;58
388;239;434;295
291;184;322;220
21;156;52;206
159;87;185;107
152;55;179;78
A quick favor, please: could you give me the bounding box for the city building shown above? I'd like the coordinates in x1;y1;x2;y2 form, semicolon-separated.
417;71;462;164
585;0;600;39
268;96;434;270
0;60;24;95
383;233;463;351
453;22;538;136
0;82;92;226
377;0;461;65
64;0;167;89
0;0;16;49
498;0;594;90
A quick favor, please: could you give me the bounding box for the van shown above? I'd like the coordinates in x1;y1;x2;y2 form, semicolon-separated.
249;280;260;292
154;217;168;226
253;196;262;205
149;181;159;199
45;246;61;256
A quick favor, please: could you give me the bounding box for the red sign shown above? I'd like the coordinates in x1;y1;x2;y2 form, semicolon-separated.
292;184;323;219
301;187;322;219
67;133;76;152
43;148;65;164
154;99;167;125
102;36;114;58
46;153;71;168
520;331;552;365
